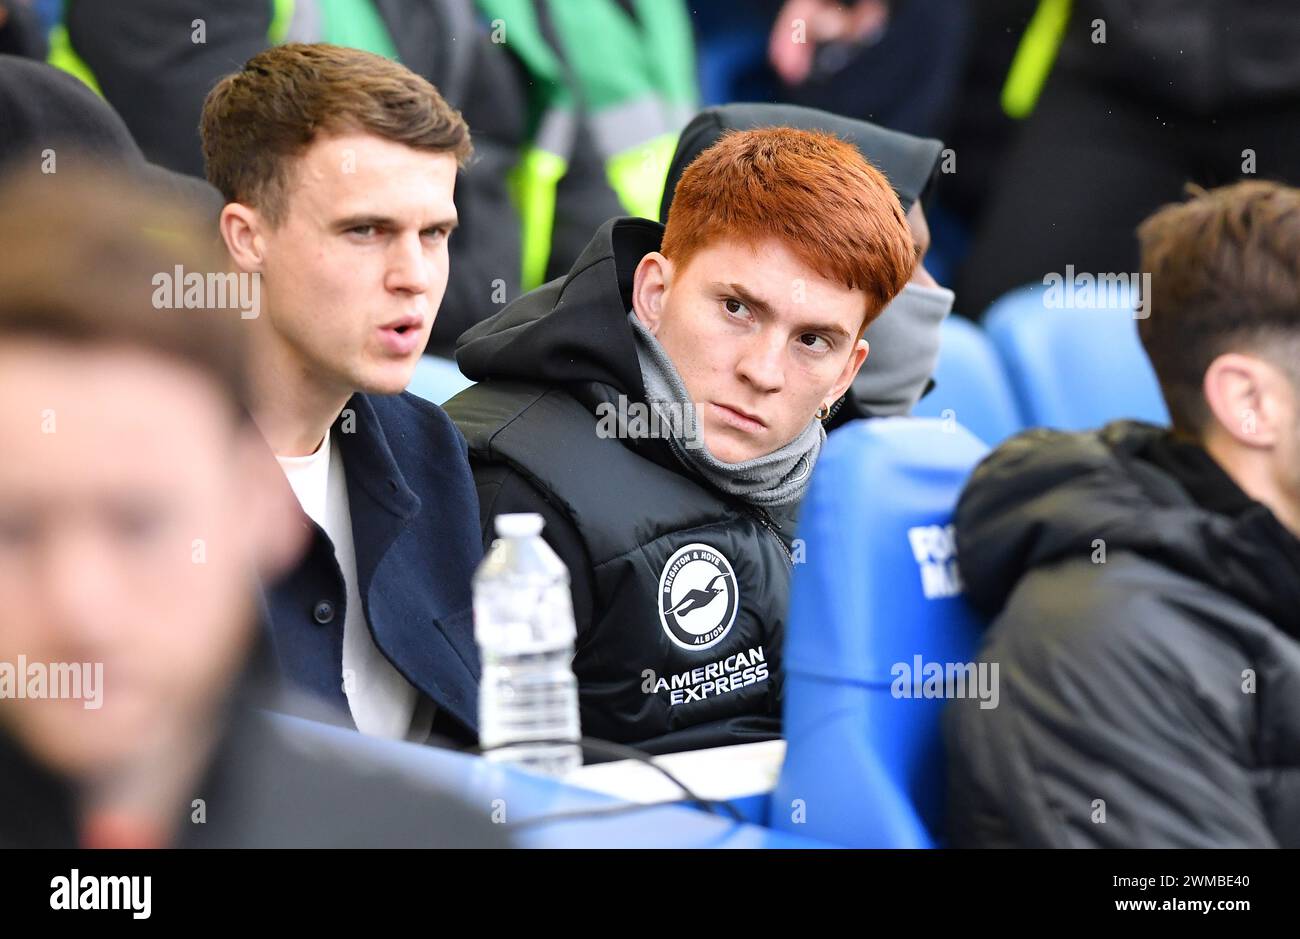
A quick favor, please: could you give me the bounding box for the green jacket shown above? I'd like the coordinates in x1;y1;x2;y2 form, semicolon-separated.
476;0;697;288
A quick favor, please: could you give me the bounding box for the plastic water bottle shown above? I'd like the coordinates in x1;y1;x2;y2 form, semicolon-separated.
473;513;582;777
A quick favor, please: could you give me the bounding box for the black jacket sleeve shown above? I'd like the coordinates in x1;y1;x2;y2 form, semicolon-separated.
944;557;1279;848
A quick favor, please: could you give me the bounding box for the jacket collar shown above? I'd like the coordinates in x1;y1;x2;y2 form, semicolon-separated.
0;674;268;848
0;728;77;847
330;392;420;521
959;421;1300;638
1125;429;1300;639
249;393;420;524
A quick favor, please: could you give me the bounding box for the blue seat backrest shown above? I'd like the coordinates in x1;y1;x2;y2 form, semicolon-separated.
407;354;474;405
983;282;1169;431
772;418;989;847
911;314;1025;445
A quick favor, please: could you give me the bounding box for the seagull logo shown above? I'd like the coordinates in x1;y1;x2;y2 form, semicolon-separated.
657;544;739;651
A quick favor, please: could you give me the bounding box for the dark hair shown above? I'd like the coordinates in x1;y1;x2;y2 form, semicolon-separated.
200;42;472;224
0;166;248;414
1138;180;1300;434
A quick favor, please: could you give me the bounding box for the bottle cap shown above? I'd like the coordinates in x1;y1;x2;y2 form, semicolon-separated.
494;512;544;538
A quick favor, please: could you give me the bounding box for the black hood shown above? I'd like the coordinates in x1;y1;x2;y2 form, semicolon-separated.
0;54;141;168
956;421;1300;636
455;216;875;428
455;216;654;407
661;103;944;222
658;103;947;414
0;56;223;219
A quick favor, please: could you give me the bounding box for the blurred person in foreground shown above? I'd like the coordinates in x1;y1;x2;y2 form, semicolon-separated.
0;169;506;847
0;55;222;216
202;44;484;747
446;127;916;753
945;181;1300;847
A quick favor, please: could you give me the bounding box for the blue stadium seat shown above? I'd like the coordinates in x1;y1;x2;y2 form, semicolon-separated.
406;354;474;405
772;418;989;847
983;282;1169;431
911;314;1025;445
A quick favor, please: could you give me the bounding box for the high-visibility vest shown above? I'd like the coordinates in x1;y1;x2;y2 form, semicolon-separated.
47;0;690;291
48;0;399;96
477;0;697;289
1001;0;1072;119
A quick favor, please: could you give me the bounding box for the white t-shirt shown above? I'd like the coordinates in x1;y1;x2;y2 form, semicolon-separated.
277;430;435;741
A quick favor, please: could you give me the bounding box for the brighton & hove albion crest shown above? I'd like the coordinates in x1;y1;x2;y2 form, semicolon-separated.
657;543;739;651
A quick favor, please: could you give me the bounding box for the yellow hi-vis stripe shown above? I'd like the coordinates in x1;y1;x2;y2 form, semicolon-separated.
46;23;101;95
509;147;568;291
1001;0;1072;120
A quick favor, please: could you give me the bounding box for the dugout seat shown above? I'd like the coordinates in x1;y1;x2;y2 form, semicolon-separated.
911;314;1025;445
983;282;1169;431
772;417;988;847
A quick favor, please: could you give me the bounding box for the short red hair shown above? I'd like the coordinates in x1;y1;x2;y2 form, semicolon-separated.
661;127;916;334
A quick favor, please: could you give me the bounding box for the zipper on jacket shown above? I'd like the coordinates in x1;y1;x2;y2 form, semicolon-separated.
688;462;796;570
751;506;794;569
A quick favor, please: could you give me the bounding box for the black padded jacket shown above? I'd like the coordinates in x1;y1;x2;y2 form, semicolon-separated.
945;422;1300;847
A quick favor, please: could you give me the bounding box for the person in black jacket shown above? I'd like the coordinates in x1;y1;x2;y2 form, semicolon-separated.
202;45;485;747
945;180;1300;847
445;126;916;753
0;169;505;849
957;0;1300;317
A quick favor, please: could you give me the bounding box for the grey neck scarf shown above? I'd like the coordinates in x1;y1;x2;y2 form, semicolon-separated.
628;311;825;508
853;282;954;416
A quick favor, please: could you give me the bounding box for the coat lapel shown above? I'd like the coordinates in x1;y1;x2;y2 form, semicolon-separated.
333;394;480;732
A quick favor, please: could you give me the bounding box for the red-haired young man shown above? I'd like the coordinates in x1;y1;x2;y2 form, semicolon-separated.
446;128;915;753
